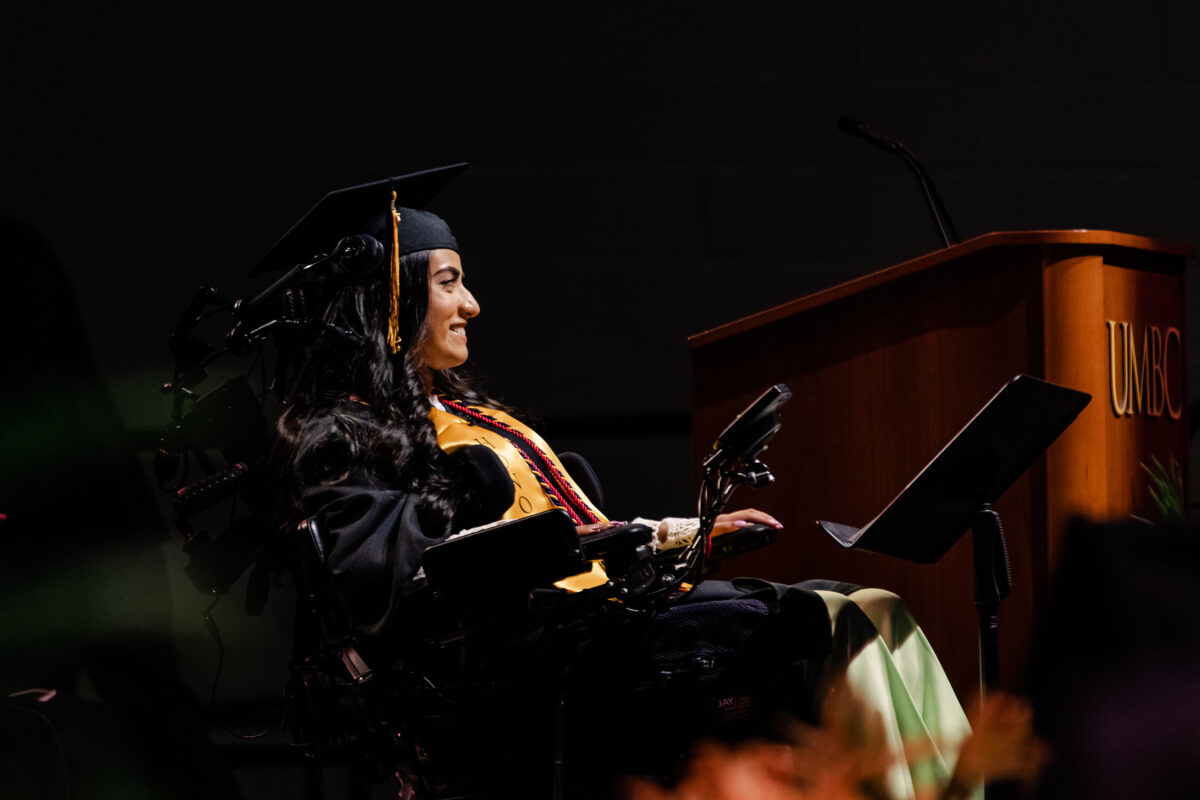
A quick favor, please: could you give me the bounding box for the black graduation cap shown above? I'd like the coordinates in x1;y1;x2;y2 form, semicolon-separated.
251;162;469;276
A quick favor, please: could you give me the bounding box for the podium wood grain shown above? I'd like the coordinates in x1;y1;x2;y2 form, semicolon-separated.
690;230;1191;698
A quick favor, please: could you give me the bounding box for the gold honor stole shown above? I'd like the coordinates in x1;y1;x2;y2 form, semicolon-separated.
430;399;609;591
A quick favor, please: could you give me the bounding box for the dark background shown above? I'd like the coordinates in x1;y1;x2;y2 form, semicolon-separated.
3;0;1198;793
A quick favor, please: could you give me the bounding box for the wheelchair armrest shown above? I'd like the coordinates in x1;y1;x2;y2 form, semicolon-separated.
580;522;653;568
703;522;778;572
422;510;587;605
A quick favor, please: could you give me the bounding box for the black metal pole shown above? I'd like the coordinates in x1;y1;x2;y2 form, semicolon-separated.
971;505;1011;688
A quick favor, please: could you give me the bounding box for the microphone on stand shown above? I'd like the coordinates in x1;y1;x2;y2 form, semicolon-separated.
837;114;960;248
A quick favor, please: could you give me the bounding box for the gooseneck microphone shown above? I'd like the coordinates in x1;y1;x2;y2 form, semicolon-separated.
837;115;960;248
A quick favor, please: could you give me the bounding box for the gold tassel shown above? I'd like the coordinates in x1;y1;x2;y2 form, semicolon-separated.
387;189;403;353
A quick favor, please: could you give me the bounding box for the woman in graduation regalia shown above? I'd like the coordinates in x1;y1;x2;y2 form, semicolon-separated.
269;168;973;799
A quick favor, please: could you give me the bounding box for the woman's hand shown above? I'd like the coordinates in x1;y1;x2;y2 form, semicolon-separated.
576;521;625;537
713;508;782;536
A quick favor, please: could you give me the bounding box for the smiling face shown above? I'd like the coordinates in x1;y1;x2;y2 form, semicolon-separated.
415;248;479;373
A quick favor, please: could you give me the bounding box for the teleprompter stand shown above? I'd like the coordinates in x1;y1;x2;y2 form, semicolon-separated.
818;374;1090;687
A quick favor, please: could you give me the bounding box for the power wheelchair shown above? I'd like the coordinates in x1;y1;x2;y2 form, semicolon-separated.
158;280;806;799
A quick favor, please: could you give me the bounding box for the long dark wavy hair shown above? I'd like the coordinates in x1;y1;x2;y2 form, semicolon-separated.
272;249;497;537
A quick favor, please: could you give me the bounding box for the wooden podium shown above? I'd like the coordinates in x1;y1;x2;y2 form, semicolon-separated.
689;230;1191;698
